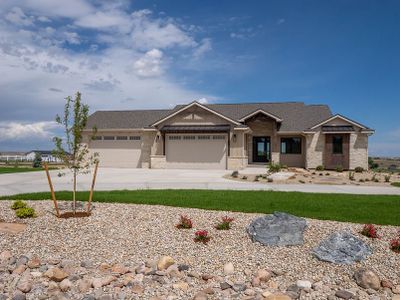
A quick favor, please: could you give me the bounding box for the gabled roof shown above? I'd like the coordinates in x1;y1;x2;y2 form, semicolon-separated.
150;101;241;126
238;109;283;122
87;101;334;132
308;114;373;131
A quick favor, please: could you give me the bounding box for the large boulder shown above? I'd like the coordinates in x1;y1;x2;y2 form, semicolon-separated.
247;212;307;246
312;231;372;264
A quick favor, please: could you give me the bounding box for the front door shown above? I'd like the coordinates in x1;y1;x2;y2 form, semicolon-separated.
324;134;350;170
253;136;270;163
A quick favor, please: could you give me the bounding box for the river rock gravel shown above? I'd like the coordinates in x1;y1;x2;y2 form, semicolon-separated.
0;200;399;299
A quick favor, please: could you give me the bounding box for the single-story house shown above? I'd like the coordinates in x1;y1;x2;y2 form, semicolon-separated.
0;151;27;162
25;150;62;163
84;101;374;170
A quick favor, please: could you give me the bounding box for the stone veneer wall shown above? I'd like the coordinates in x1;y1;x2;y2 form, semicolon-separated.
349;131;369;170
305;131;325;169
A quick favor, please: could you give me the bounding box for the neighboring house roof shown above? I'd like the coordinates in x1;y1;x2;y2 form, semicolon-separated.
26;150;54;155
0;151;26;156
87;101;336;132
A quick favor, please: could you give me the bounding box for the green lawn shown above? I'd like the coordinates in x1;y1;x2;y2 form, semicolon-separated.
0;167;45;174
1;190;399;225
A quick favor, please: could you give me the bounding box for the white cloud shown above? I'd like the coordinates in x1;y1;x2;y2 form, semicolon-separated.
197;98;208;104
75;10;131;33
133;49;164;78
193;38;212;59
5;7;34;26
0;121;58;141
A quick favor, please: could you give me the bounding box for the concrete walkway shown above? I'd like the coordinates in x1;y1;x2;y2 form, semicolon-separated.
0;168;399;196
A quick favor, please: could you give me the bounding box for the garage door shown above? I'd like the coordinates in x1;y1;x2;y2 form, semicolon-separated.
90;135;142;168
165;134;227;169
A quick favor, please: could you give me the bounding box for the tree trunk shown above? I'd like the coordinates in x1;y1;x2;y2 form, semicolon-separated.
73;170;77;214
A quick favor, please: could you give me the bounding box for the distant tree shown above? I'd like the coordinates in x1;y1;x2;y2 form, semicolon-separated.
52;92;98;214
32;152;42;168
368;157;379;169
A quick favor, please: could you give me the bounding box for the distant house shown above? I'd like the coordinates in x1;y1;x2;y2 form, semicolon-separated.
25;150;62;163
0;151;27;162
84;100;374;170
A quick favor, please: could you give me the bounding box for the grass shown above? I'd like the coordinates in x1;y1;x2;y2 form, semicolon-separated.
1;190;399;225
0;167;45;174
391;182;400;188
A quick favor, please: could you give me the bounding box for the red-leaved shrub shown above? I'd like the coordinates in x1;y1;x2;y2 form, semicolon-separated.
360;224;379;238
390;231;400;253
215;216;235;230
176;215;193;229
194;230;210;244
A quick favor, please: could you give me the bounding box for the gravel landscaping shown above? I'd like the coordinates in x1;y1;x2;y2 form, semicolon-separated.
0;200;399;299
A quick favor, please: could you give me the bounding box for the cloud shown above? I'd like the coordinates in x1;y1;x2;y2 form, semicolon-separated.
0;121;58;141
133;49;164;77
48;88;63;92
277;18;285;25
5;7;34;26
193;38;212;59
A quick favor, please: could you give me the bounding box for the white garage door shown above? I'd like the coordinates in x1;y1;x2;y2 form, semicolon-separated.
90;135;142;168
165;134;227;169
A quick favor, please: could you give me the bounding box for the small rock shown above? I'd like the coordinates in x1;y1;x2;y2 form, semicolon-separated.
101;275;117;286
252;277;261;287
59;279;72;292
17;256;29;266
27;256;41;269
393;285;400;294
13;265;26;275
78;278;92;293
232;283;246;292
17;281;32;293
220;282;231;290
12;293;26;300
44;268;69;282
201;287;214;295
0;250;12;261
173;281;189;291
354;268;381;290
92;278;103;289
193;292;208;300
157;256;175;271
264;293;291;300
256;269;272;282
335;290;354;299
111;264;129;275
99;263;111;271
132;284;144;294
262;291;272;297
135;264;146;274
178;264;189;271
381;279;394;289
244;289;256;296
202;274;214;281
296;280;312;289
31;271;42;278
223;262;234;275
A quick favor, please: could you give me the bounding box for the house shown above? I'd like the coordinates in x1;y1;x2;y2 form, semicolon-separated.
84;101;374;170
0;151;27;162
25;150;62;163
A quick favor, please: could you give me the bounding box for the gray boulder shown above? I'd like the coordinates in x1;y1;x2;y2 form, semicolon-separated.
312;231;372;264
247;212;307;246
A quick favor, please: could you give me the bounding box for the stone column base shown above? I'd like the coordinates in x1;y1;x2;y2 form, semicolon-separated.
227;156;248;170
150;155;167;169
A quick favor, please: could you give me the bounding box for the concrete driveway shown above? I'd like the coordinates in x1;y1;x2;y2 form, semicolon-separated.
0;168;400;196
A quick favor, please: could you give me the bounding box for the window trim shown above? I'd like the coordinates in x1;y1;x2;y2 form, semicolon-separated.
280;137;302;154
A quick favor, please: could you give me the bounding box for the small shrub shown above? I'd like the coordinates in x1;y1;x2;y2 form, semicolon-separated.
390;230;400;253
359;178;365;183
268;162;282;173
242;175;247;180
215;216;234;230
299;179;306;184
312;172;316;175
32;152;42;168
267;177;273;183
335;165;343;173
360;224;379;238
319;173;323;176
11;200;27;210
15;207;36;218
348;172;355;181
365;178;370;182
316;165;324;171
354;167;364;173
325;173;330;176
384;174;391;183
194;230;210;244
176;215;193;229
231;170;239;178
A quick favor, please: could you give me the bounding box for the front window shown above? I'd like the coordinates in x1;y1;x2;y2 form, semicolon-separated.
281;137;302;154
332;135;343;154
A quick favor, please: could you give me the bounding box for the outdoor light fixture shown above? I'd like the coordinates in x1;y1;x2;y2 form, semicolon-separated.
233;134;237;142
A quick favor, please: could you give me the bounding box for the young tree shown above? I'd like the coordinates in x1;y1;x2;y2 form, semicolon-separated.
32;152;42;168
53;92;98;214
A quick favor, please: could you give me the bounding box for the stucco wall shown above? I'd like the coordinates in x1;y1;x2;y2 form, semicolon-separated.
161;106;230;126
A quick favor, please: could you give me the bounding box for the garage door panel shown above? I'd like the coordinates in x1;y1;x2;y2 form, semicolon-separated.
165;134;227;169
90;140;142;168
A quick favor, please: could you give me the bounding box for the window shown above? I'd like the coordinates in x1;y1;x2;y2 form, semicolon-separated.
281;137;302;154
92;136;102;140
212;135;225;140
116;136;128;140
197;135;210;140
168;135;181;140
183;135;196;140
129;136;141;141
103;136;115;140
332;135;343;154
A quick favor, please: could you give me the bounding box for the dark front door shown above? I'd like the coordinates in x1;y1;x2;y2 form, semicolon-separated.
324;134;350;170
253;136;270;163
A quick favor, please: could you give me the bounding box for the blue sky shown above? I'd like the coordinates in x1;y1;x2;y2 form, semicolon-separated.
0;0;399;156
